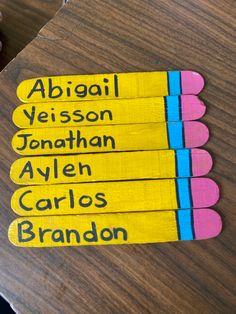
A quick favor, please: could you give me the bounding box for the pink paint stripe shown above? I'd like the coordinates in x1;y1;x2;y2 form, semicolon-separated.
181;95;206;120
193;209;222;240
191;178;220;208
184;121;209;148
181;71;205;95
191;149;213;177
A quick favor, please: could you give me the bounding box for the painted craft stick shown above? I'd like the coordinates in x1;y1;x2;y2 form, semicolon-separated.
12;121;209;156
11;178;219;216
12;95;206;128
16;71;204;103
10;149;212;185
8;209;222;247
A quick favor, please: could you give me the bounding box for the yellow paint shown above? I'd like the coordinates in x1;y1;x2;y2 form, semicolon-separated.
12;97;166;128
11;179;178;216
16;72;168;103
8;211;178;247
10;150;176;185
12;123;169;156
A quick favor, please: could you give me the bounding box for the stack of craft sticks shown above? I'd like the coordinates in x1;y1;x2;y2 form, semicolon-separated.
9;71;222;247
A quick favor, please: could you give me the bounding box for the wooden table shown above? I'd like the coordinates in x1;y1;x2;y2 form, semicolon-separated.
0;1;235;313
0;0;62;69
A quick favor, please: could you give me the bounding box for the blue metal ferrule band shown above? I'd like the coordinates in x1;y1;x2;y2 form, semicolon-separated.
176;149;191;177
166;96;180;121
176;210;194;240
167;122;184;149
168;71;181;95
176;178;192;209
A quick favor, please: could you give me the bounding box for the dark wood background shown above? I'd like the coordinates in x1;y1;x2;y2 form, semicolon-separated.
0;0;62;69
0;0;235;313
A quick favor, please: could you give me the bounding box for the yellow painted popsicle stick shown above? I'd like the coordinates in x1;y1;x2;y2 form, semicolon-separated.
12;97;166;128
8;209;222;247
17;72;168;103
11;179;178;216
10;150;176;185
8;211;178;247
12;123;169;156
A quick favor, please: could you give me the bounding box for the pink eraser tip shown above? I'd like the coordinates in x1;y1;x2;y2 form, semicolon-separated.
181;95;206;120
184;121;209;148
191;149;213;176
181;71;205;95
193;209;222;240
191;178;220;208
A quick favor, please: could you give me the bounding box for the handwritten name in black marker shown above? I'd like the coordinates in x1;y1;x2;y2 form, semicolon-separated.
23;106;113;126
19;158;92;182
18;189;107;212
26;75;119;100
17;221;128;244
15;130;116;152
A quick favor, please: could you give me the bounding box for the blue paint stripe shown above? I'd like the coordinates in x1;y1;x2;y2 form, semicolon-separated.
166;96;180;121
168;71;181;95
176;149;191;177
167;122;183;149
177;210;194;240
177;179;191;209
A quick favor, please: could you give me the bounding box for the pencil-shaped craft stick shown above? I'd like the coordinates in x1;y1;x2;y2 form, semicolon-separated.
12;122;209;156
11;178;219;216
8;209;222;247
16;71;204;103
12;95;206;128
10;149;212;185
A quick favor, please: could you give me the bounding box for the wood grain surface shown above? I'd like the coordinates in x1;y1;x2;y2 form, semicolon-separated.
0;0;236;313
0;0;62;69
